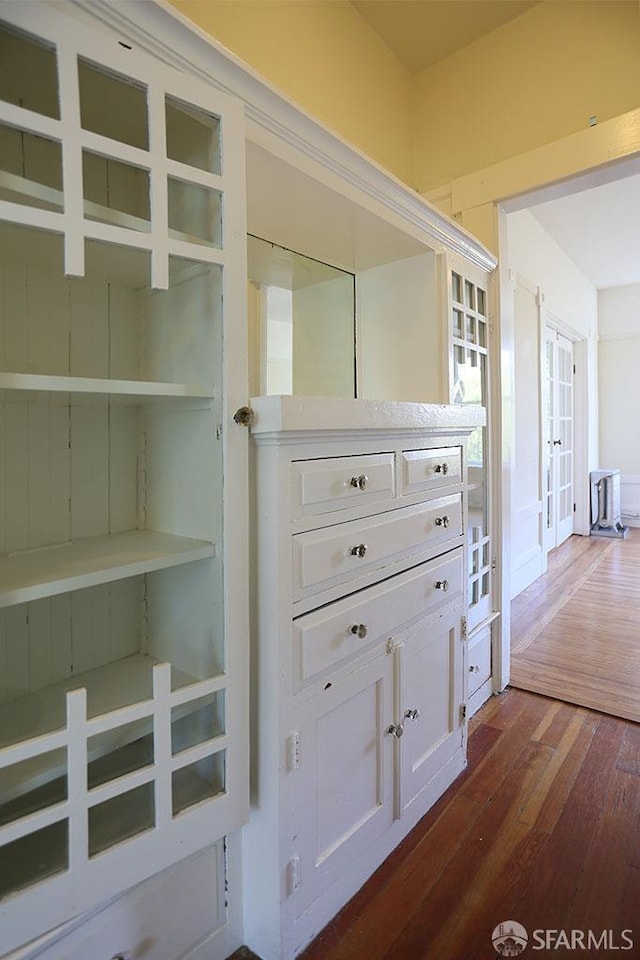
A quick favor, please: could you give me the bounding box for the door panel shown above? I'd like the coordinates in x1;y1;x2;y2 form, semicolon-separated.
544;330;574;550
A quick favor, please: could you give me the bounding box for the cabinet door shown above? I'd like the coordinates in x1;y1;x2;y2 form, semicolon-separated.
397;606;465;815
0;5;248;951
287;650;395;915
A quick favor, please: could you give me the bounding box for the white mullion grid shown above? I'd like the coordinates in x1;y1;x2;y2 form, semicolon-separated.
168;673;227;709
0;728;67;769
147;84;169;290
80;129;151;171
0;202;65;235
0;800;69;848
0;101;61;140
83;219;154;252
87;764;155;809
452;337;488;357
166;158;223;193
152;662;172;828
56;38;84;277
66;688;88;876
85;699;154;738
167;237;226;266
170;735;229;775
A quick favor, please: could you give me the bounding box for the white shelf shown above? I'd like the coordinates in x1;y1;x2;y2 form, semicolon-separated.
0;372;214;405
0;653;196;805
0;530;215;609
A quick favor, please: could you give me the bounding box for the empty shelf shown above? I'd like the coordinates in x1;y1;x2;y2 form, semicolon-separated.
0;530;214;609
0;373;214;404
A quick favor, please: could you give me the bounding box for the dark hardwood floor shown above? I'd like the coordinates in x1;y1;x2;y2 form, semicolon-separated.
288;688;640;960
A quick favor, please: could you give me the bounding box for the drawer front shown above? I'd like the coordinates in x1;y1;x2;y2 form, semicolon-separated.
291;454;395;519
401;446;462;497
294;550;463;684
293;494;462;598
468;626;492;695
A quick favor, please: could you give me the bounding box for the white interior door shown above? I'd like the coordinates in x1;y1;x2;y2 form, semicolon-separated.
544;329;574;550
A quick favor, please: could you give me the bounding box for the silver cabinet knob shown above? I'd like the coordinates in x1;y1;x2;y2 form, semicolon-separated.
387;723;404;738
435;579;449;591
350;623;368;639
350;474;368;489
469;664;480;673
435;515;450;528
404;708;420;722
434;462;449;475
350;543;368;558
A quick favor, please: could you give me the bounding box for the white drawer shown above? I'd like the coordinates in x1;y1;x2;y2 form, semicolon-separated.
294;550;463;684
291;454;395;519
468;626;492;695
292;494;462;599
401;446;462;497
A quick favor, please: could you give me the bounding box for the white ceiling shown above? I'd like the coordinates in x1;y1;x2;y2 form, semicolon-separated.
529;172;640;290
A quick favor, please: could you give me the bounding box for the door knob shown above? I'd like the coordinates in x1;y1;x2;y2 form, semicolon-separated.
350;474;368;489
387;722;404;738
350;543;368;558
435;515;450;528
435;579;449;591
434;462;449;475
404;708;420;722
350;623;368;639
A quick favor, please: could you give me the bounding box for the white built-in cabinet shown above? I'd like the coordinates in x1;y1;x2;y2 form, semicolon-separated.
245;396;484;960
0;5;248;953
0;3;498;959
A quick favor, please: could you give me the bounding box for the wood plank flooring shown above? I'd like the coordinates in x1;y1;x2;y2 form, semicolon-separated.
290;689;640;960
511;531;640;722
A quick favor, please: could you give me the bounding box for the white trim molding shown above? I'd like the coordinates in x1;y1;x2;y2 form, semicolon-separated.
71;0;496;272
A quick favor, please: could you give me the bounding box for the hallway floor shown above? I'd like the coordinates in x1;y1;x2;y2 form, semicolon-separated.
510;530;640;722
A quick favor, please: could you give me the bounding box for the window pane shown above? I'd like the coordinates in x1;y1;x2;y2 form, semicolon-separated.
0;820;68;898
172;751;225;816
89;782;155;857
0;125;63;212
83;151;150;231
0;23;59;119
166;96;221;175
168;178;222;248
79;59;148;150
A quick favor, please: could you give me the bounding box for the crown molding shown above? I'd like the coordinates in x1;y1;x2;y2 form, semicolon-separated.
70;0;496;273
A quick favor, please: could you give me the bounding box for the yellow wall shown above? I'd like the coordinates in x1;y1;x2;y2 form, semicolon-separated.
413;0;640;193
168;0;414;185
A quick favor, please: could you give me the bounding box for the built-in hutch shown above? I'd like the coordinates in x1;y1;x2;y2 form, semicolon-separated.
0;3;497;959
247;396;484;960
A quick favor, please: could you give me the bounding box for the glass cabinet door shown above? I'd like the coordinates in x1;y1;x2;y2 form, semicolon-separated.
451;266;492;630
0;6;248;951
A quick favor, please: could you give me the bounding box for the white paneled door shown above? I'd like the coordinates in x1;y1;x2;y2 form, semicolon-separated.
544;329;574;550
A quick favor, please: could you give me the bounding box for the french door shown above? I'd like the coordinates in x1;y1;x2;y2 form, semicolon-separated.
543;329;574;550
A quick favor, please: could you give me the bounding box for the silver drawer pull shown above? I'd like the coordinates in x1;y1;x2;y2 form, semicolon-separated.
434;462;449;475
435;579;449;591
350;543;368;558
350;474;368;490
435;515;450;528
404;708;420;722
350;623;368;639
387;723;404;738
469;664;480;673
